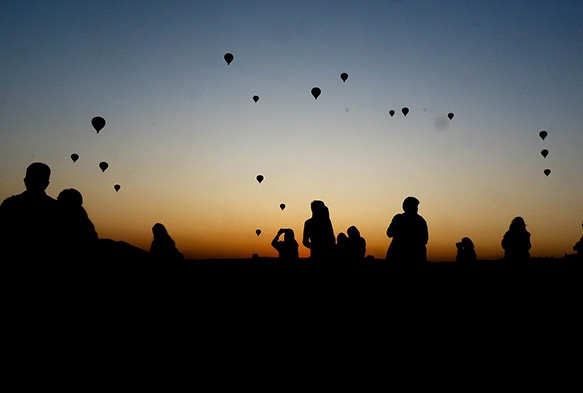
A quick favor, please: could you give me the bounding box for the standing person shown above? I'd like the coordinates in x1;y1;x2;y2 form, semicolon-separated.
271;228;299;262
385;196;429;265
302;200;335;263
572;220;582;259
149;223;184;262
0;162;61;263
456;237;477;264
501;217;531;264
346;226;366;262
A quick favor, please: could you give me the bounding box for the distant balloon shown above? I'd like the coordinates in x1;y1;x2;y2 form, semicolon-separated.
544;169;551;176
70;153;79;163
224;53;234;65
388;110;395;117
541;149;549;158
539;130;548;140
99;162;109;172
92;116;106;133
280;203;286;211
340;73;348;82
447;112;454;120
114;184;121;192
311;87;321;100
256;174;264;183
401;107;409;116
253;95;259;103
255;229;261;236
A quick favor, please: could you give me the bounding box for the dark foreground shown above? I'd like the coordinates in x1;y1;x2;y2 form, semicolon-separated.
4;256;582;386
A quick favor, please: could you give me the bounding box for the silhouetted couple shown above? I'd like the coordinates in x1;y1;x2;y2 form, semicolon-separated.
0;163;98;264
385;196;428;266
336;226;366;263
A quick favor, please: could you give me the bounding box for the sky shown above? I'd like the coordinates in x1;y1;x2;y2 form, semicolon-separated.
1;0;582;261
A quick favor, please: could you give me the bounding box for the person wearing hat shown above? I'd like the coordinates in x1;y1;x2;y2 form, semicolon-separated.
385;196;429;265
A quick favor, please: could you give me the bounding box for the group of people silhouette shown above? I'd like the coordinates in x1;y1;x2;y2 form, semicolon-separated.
1;163;582;268
0;163;182;268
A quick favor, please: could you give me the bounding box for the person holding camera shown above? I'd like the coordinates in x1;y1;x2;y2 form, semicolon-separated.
271;228;299;262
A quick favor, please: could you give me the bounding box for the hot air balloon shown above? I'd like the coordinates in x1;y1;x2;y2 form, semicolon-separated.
224;53;234;65
99;162;109;172
340;73;348;82
448;112;454;120
114;184;121;192
92;116;106;133
253;95;259;103
401;107;409;116
255;229;261;236
70;154;79;163
256;174;264;183
539;131;548;140
311;87;321;100
388;110;395;117
544;169;551;176
280;203;286;211
541;149;549;158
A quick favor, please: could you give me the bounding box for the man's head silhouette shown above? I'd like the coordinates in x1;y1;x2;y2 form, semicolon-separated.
24;162;51;193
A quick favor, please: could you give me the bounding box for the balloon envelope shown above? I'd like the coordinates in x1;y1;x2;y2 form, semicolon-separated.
388;110;395;117
280;203;286;211
340;73;348;82
70;153;79;163
401;107;409;116
224;53;233;65
539;131;548;140
541;149;549;158
99;162;108;172
311;87;321;100
253;95;259;103
114;184;120;192
256;175;264;183
255;229;261;236
448;112;454;120
544;169;551;176
92;116;106;133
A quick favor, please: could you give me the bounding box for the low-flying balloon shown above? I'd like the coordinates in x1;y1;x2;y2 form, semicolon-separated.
224;53;233;65
256;174;264;183
114;184;121;192
388;110;395;117
99;162;109;172
544;169;551;176
448;112;454;120
70;154;79;163
401;107;409;116
253;95;259;103
541;149;549;158
311;87;321;100
539;130;548;140
255;229;261;236
280;203;286;211
92;116;106;133
340;73;348;82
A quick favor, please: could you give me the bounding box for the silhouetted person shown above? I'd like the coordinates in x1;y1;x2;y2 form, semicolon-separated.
149;223;184;262
501;217;531;264
346;226;366;262
385;197;429;265
335;232;349;263
573;220;583;259
271;228;299;262
303;200;335;262
57;188;99;260
0;162;61;263
456;237;477;264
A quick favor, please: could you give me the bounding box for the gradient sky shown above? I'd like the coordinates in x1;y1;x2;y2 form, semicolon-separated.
1;1;582;261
